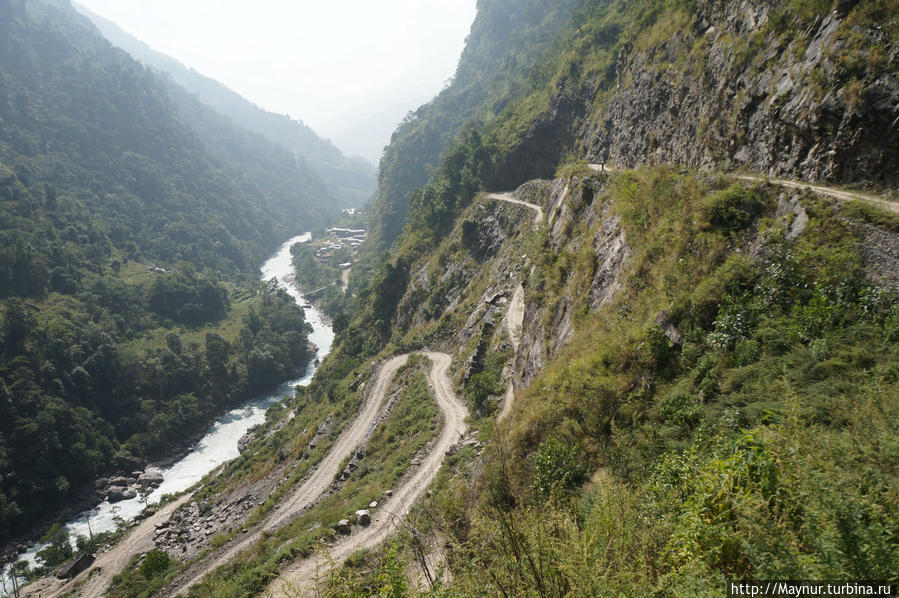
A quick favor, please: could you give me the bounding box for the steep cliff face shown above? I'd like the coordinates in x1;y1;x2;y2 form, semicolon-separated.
384;168;631;399
584;1;899;185
368;1;898;259
366;0;580;251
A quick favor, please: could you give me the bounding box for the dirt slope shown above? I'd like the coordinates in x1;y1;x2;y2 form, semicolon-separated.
265;352;467;598
157;355;410;596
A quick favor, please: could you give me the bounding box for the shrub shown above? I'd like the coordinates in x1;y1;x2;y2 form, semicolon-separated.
531;437;588;499
140;549;171;579
699;185;761;233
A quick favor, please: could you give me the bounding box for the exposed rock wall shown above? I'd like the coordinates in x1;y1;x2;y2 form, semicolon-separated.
584;2;898;185
513;174;630;388
393;171;631;393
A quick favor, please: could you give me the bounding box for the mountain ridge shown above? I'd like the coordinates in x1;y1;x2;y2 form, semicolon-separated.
74;2;376;209
0;0;326;545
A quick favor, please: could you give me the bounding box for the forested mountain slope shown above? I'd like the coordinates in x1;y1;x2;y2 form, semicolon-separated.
366;0;581;252
0;0;325;542
9;0;897;594
367;0;898;256
290;0;899;593
76;3;376;209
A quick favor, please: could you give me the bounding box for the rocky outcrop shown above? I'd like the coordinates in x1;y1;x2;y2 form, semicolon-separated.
394;201;526;333
848;221;899;289
585;3;898;185
514;174;630;387
55;552;94;579
138;470;164;487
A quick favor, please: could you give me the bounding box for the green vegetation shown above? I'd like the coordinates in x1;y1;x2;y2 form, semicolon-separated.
105;356;441;598
310;160;897;596
401;169;899;595
365;0;581;254
270;0;899;592
77;4;376;208
465;349;510;417
0;0;326;540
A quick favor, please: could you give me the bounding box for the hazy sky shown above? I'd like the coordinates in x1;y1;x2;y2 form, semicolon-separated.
75;0;478;161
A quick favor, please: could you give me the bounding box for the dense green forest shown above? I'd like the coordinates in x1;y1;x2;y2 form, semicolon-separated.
77;2;376;209
0;0;327;541
365;0;581;255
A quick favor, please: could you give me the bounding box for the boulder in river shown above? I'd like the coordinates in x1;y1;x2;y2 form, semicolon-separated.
107;486;137;503
138;470;164;486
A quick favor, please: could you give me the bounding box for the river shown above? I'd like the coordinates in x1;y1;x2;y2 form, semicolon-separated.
3;233;332;593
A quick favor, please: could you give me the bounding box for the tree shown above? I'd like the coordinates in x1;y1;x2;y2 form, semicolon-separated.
35;523;73;568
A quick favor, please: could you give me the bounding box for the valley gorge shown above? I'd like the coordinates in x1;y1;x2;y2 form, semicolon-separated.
3;0;898;596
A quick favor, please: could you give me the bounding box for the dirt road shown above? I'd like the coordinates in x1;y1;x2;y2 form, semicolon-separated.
485;192;544;226
499;284;525;423
734;174;899;214
21;494;193;598
158;355;411;596
505;284;524;352
265;352;467;598
586;163;896;213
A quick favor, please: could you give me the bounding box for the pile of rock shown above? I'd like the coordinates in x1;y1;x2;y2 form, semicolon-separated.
445;436;483;456
55;552;94;579
333;501;379;535
96;467;164;503
154;494;261;560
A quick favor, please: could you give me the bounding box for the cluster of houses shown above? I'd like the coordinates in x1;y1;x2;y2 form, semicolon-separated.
314;227;366;265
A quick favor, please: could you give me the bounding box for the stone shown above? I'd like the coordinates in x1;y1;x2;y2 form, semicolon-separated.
106;486;129;503
56;552;94;579
369;501;378;509
336;519;351;534
654;311;683;348
355;510;371;526
138;470;164;486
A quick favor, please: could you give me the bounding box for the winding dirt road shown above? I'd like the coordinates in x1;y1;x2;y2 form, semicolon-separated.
499;284;525;423
485;192;544;225
157;355;411;596
265;352;467;598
